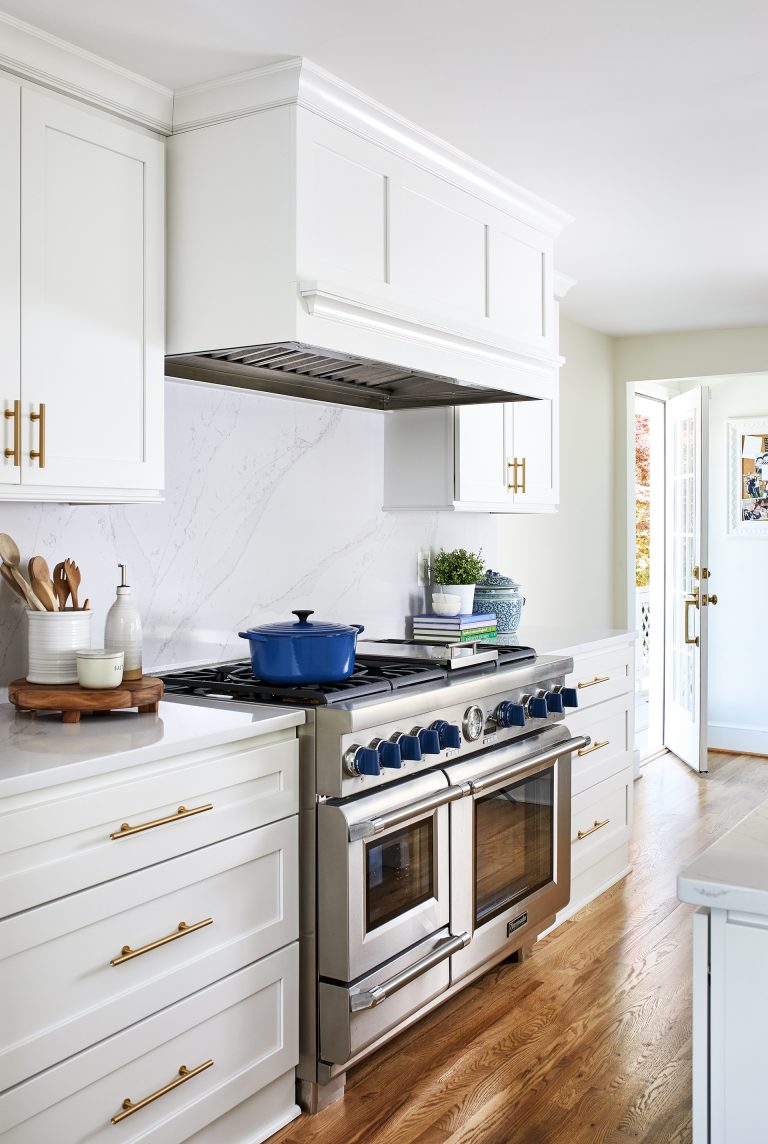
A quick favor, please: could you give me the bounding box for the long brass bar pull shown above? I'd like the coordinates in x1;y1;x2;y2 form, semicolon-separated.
577;739;610;757
577;817;610;841
110;803;213;840
507;458;519;492
577;675;610;690
519;455;527;494
4;400;20;465
110;918;213;966
29;403;45;467
111;1060;214;1124
684;596;700;646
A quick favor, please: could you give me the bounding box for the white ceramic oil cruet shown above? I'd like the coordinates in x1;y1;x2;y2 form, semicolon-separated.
104;563;143;680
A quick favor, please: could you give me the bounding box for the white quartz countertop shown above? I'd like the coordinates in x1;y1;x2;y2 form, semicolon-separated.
0;695;304;798
488;626;637;658
678;800;768;915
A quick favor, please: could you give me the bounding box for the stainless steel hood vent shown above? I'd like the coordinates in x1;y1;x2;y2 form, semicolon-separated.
165;343;526;411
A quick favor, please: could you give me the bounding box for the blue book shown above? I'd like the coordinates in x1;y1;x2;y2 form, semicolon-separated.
412;613;495;626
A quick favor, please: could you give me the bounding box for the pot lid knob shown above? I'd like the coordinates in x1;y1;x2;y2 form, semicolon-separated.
292;609;315;625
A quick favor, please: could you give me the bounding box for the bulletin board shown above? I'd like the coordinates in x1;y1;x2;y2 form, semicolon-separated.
728;417;768;535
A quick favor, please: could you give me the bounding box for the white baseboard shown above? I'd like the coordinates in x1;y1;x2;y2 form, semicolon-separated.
709;722;768;757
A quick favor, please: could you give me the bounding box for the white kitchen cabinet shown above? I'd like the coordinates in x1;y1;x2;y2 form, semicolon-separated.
0;708;302;1142
383;394;558;512
0;77;164;502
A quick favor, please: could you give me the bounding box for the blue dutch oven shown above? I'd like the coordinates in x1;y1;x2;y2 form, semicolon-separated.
239;609;365;683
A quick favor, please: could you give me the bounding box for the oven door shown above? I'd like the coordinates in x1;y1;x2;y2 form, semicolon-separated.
317;770;456;983
444;726;587;981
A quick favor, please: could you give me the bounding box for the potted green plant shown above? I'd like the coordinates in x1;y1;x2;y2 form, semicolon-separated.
432;547;485;614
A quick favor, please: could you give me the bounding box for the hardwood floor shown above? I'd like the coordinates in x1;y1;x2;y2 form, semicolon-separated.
274;752;768;1144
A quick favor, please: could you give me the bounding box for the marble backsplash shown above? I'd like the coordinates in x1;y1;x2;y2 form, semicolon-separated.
0;380;496;684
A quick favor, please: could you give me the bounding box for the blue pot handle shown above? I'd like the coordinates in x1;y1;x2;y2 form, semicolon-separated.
353;624;365;635
239;631;266;641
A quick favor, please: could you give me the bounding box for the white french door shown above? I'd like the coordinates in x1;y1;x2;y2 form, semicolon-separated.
663;386;710;772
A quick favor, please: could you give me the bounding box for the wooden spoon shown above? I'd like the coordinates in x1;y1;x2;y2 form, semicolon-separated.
64;558;81;610
28;555;59;612
0;533;45;611
52;562;70;611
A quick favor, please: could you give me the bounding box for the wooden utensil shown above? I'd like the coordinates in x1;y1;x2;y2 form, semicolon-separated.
28;555;59;612
0;533;45;611
52;562;70;611
64;558;81;610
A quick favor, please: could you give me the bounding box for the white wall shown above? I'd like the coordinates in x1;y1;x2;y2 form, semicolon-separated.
495;318;615;628
706;374;768;754
0;379;497;685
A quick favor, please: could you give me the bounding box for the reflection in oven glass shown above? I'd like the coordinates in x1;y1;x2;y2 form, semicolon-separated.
475;767;554;926
366;819;434;932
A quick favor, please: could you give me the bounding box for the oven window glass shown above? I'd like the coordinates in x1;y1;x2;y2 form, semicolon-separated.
474;767;554;926
365;819;434;932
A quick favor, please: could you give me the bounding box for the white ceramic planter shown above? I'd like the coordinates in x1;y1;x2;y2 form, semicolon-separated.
27;611;93;684
433;583;475;615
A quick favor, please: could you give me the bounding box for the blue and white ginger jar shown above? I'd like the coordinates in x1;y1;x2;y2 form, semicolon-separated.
473;570;525;634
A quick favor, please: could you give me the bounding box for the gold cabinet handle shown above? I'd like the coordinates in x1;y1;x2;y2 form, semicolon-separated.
507;457;519;491
29;403;45;467
111;1059;214;1124
577;739;610;757
110;917;213;966
684;596;699;646
4;399;20;465
577;675;610;689
519;455;526;494
110;803;213;840
577;817;610;840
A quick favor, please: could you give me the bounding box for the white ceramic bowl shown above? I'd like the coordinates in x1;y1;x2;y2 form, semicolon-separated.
76;649;125;689
27;610;93;684
431;593;462;616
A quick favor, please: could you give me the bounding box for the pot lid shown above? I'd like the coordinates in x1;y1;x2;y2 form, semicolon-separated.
475;569;521;590
244;609;360;636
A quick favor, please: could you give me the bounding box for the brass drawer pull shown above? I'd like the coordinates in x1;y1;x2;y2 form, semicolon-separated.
110;803;213;840
110;917;213;966
577;817;610;840
577;675;610;689
4;399;20;466
29;403;45;468
577;739;610;757
111;1059;214;1124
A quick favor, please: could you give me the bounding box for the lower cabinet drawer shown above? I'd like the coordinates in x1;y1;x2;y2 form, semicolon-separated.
0;818;298;1091
565;643;634;711
0;943;299;1144
565;694;632;796
0;733;298;918
571;769;632;878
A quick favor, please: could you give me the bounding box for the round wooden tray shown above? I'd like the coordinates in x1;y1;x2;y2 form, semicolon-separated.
8;676;163;724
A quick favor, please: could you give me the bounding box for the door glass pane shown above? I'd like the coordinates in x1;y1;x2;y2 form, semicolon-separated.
475;768;554;926
671;412;696;717
365;819;434;932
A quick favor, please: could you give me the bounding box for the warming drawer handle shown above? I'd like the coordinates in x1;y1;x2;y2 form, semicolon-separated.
468;736;590;795
349;932;471;1012
348;784;470;841
110;803;213;840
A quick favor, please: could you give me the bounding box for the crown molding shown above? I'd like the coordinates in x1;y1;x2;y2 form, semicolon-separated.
554;271;577;299
0;12;173;134
172;57;573;237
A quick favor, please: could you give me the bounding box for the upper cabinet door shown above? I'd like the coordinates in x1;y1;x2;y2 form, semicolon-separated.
507;399;558;509
454;404;512;507
0;75;21;487
20;88;164;491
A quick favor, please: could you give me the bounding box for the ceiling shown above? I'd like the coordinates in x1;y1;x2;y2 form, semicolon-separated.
4;0;767;335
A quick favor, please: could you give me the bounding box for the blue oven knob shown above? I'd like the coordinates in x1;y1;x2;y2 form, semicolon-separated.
394;733;422;761
415;727;441;755
559;686;579;708
377;740;402;769
429;719;461;750
494;701;526;728
344;745;381;777
527;695;549;720
545;691;565;714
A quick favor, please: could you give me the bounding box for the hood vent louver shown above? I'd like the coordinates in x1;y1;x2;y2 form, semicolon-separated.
165;343;527;411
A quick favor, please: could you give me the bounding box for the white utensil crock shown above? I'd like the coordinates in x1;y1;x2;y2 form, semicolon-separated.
27;610;93;684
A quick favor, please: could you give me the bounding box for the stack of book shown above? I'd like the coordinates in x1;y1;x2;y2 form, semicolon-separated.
412;613;497;643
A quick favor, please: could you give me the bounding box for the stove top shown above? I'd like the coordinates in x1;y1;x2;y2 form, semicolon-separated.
158;644;537;708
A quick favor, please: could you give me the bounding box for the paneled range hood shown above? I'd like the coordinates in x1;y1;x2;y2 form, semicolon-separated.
166;58;572;410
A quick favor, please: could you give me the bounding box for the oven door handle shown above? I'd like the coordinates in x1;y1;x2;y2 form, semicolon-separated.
349;931;471;1012
348;783;471;841
468;735;591;795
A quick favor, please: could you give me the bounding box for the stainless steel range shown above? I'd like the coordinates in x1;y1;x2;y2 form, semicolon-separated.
159;640;589;1111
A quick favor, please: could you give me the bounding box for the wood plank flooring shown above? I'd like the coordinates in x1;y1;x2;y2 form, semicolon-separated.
274;752;768;1144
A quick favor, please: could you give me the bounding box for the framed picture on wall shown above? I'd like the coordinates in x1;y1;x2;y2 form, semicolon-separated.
728;417;768;535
